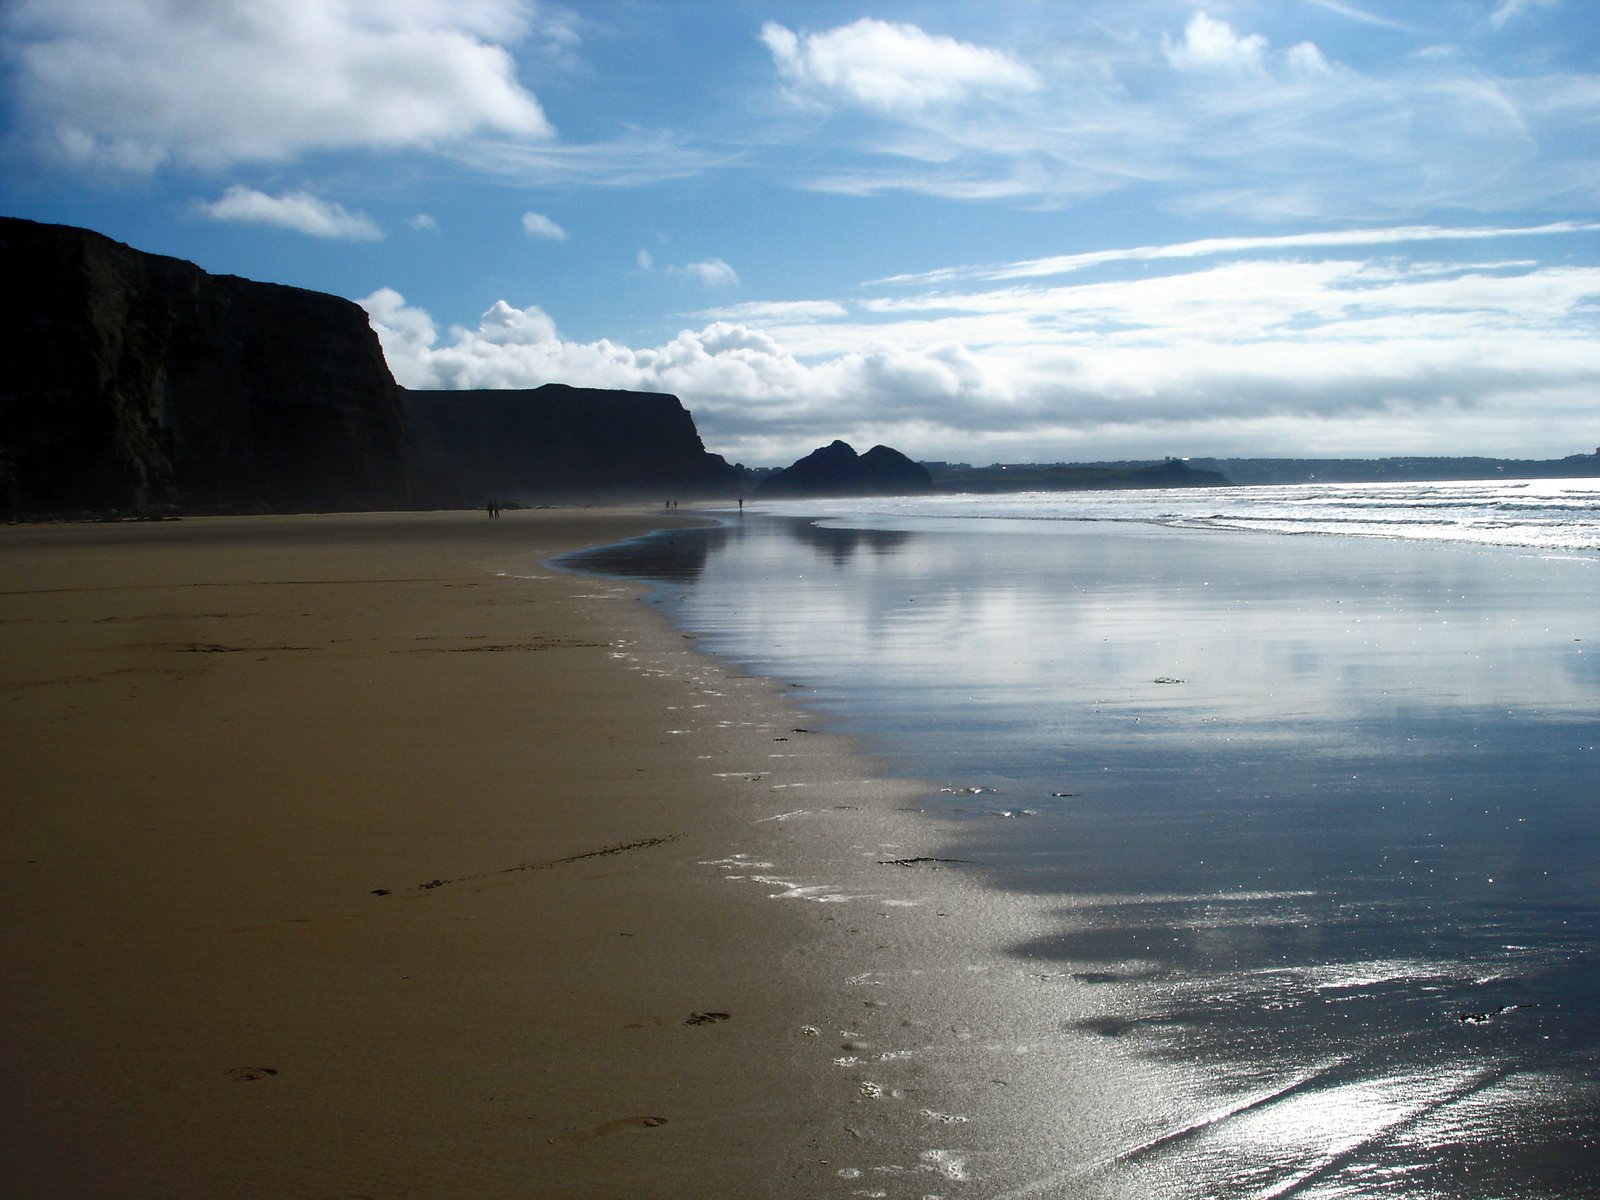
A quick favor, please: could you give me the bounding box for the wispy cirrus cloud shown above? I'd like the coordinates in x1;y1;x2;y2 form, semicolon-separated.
757;9;1597;221
452;128;732;188
873;221;1600;287
199;186;383;240
1302;1;1420;33
1490;0;1561;30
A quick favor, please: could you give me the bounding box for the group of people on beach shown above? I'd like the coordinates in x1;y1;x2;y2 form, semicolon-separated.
485;497;746;518
664;498;745;512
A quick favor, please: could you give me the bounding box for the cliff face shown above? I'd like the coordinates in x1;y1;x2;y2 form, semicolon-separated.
0;217;409;517
1;218;748;518
755;440;933;498
403;385;742;504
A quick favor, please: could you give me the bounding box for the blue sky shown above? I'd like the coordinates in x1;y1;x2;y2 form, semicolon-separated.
3;0;1597;466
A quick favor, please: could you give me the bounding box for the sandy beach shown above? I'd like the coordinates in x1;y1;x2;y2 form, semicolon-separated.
0;510;1020;1199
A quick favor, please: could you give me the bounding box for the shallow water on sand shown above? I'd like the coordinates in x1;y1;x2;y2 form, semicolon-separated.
565;503;1600;1196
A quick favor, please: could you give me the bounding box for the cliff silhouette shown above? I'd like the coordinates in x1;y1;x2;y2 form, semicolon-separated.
404;385;739;506
755;440;933;498
0;216;408;517
0;218;739;518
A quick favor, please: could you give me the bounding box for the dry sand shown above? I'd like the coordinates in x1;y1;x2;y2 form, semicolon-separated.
1;510;1089;1199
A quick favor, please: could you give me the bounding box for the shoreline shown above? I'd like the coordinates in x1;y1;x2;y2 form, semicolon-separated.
577;502;1600;1198
1;508;1074;1198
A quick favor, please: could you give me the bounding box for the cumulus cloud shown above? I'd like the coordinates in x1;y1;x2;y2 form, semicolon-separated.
633;249;738;286
361;226;1600;465
762;17;1039;112
671;258;740;288
199;186;383;240
5;0;552;172
520;211;567;240
1164;12;1269;71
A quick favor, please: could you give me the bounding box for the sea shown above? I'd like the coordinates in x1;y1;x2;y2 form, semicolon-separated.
563;478;1600;1197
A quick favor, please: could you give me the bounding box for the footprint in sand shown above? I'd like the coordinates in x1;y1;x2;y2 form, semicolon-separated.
548;1116;668;1145
685;1011;732;1025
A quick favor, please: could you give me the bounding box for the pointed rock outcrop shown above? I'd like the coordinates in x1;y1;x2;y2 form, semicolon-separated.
754;440;933;498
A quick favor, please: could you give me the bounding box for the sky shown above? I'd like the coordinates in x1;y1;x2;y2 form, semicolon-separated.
2;0;1597;467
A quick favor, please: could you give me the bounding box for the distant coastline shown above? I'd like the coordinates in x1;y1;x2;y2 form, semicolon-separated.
1150;452;1599;486
923;452;1600;491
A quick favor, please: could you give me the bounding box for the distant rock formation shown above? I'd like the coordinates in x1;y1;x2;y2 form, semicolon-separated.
0;216;409;518
755;440;934;498
403;385;741;505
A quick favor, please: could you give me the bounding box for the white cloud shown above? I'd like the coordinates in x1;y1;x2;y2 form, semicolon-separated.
199;186;383;240
1286;41;1331;74
5;0;552;172
1302;1;1419;32
361;228;1600;465
520;211;567;240
361;287;440;364
1164;12;1268;71
451;127;726;188
875;222;1600;287
762;18;1039;112
698;300;851;323
1490;0;1560;30
410;213;439;232
756;8;1595;222
671;258;740;288
637;249;655;271
473;298;559;345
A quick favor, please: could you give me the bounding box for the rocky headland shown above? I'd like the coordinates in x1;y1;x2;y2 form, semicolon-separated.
404;384;740;508
1;216;409;518
754;440;933;498
0;218;740;519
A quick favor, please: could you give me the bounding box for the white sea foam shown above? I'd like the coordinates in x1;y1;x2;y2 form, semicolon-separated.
766;478;1600;555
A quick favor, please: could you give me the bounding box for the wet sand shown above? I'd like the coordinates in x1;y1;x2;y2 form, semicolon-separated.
0;510;1076;1199
574;510;1600;1198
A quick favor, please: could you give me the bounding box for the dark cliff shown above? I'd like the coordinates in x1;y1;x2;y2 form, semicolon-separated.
755;440;934;499
403;384;741;504
0;217;409;518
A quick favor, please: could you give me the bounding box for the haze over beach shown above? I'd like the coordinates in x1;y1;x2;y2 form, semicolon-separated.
2;0;1597;466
